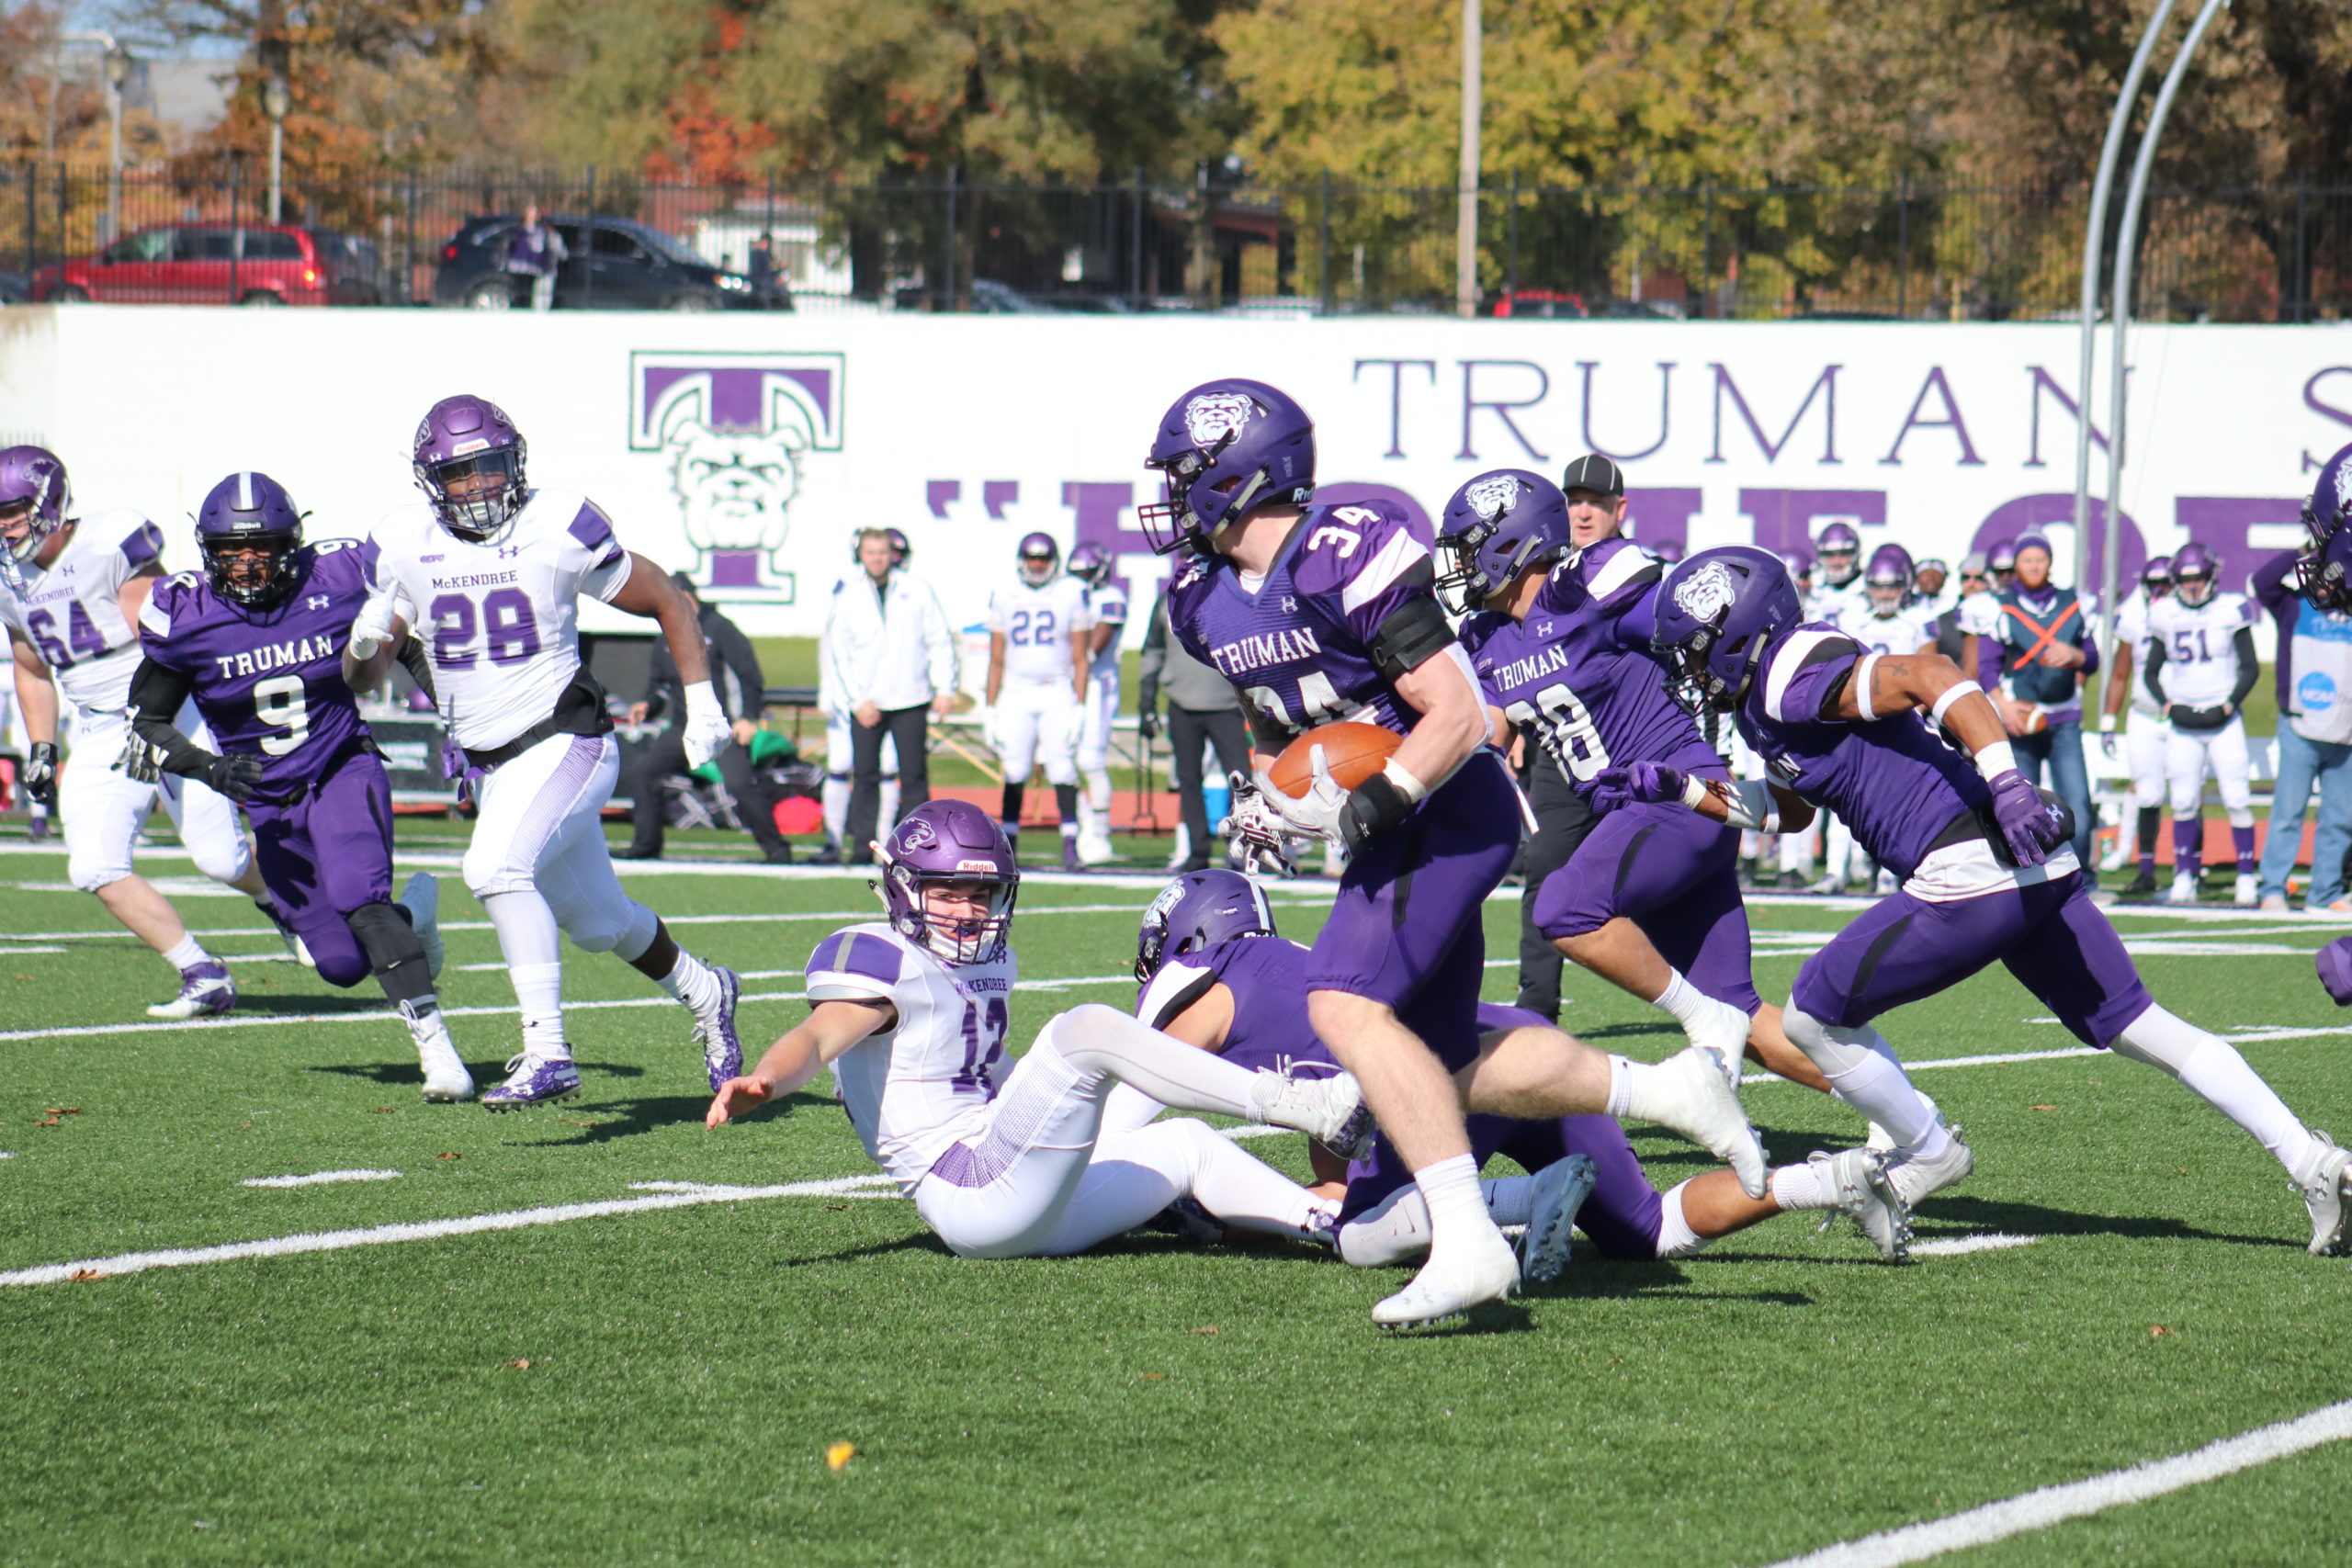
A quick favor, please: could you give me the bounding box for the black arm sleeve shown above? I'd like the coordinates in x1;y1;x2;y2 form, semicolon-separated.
1136;599;1167;716
2143;636;2168;705
126;656;216;780
1367;592;1455;682
2229;626;2261;710
395;632;436;705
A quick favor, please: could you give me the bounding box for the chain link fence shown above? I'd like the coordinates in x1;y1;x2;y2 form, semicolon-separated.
0;158;2344;321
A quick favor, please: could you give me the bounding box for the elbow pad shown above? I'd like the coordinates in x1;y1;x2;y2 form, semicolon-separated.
1369;595;1455;682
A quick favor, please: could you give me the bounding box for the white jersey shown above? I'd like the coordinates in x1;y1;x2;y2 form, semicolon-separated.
806;921;1019;1193
0;509;165;719
1831;601;1934;658
2113;591;2165;717
1078;578;1127;683
2144;591;2258;710
365;488;634;750
989;575;1088;687
1809;576;1866;625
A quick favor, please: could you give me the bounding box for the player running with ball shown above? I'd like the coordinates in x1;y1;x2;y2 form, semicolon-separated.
345;393;745;1111
128;472;469;1100
1143;378;1526;1327
1642;546;2352;1250
707;801;1366;1259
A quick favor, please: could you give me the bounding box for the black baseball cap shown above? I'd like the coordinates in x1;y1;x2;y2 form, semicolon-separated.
1560;454;1626;497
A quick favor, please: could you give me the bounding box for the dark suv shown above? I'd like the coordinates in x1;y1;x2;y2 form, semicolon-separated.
431;214;762;311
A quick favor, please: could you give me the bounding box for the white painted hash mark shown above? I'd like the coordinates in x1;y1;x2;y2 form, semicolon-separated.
0;1174;904;1288
241;1169;403;1189
1761;1397;2352;1568
1906;1232;2040;1257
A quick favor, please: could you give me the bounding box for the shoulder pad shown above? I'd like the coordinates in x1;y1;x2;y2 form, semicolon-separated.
1291;509;1431;607
1760;628;1861;724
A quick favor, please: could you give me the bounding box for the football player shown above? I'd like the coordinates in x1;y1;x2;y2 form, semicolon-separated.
0;445;280;1019
705;802;1368;1258
2099;555;2176;897
1068;539;1125;866
1820;543;1936;893
1644;547;2352;1251
345;393;744;1111
127;472;469;1100
1810;521;1866;621
1130;872;1898;1269
2143;543;2261;906
982;532;1089;869
1437;468;1823;1116
1144;379;1523;1326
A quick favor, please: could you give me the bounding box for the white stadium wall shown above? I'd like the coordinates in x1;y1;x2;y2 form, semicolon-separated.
1;306;2347;647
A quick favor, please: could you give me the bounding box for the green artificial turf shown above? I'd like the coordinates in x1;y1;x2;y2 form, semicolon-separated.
5;823;2352;1565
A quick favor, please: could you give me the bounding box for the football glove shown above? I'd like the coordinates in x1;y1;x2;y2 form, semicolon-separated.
1257;748;1352;850
1985;768;2064;865
1225;773;1301;876
200;751;266;805
113;734;163;784
681;682;733;771
1589;761;1689;814
347;587;401;662
22;739;57;806
2167;703;2233;732
1136;709;1159;742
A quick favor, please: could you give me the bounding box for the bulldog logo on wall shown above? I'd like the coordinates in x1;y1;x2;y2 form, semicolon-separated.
628;351;845;602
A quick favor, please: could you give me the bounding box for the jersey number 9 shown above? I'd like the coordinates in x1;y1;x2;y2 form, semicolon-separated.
254;673;309;756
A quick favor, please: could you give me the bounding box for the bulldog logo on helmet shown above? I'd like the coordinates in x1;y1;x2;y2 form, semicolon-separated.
1184;392;1257;449
1466;475;1520;523
1674;559;1739;624
2335;459;2352;514
897;818;938;852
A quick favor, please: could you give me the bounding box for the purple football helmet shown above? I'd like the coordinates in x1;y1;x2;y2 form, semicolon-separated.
1434;468;1572;614
2297;530;2352;613
1650;538;1686;564
1017;531;1060;586
1134;869;1278;984
412;393;528;544
1067;539;1114;588
2303;442;2352;546
1141;378;1316;555
1863;543;1914;614
886;526;910;566
2172;540;2220;606
196;471;306;608
2142;554;2175;596
1816;521;1863;585
0;445;72;581
1781;549;1814;587
877;800;1020;966
1652;547;1805;715
1986;537;2018;582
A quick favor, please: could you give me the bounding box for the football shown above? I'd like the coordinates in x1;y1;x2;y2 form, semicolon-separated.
1266;719;1403;798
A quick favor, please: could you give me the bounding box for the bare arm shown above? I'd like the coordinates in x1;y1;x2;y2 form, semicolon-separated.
986;632;1006;706
1069;628;1087;702
1834;649;2008;755
706;998;895;1127
1159;985;1236;1052
10;631;56;744
115;563;161;630
1389;649;1492;791
2102;642;2135;720
609;553;711;685
1687;778;1817;836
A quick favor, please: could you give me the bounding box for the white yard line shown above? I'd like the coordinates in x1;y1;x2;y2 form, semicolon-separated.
241;1169;402;1189
0;1174;902;1288
1761;1398;2352;1568
1907;1233;2040;1258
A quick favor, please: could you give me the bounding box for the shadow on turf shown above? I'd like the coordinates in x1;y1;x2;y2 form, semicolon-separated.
231;994;398;1016
1915;1193;2299;1252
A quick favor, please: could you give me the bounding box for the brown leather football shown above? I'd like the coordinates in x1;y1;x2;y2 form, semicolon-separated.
1266;720;1403;798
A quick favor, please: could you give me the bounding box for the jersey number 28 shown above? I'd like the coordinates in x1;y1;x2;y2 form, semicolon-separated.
1505;682;1611;782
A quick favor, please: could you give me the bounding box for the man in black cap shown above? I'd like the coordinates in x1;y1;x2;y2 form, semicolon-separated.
1561;453;1631;549
618;573;793;863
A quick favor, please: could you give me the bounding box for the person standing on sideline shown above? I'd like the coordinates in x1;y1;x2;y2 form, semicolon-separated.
2272;449;2352;910
1963;533;2098;865
1136;584;1250;874
827;526;956;864
619;573;793;864
505;206;567;311
1932;553;1990;663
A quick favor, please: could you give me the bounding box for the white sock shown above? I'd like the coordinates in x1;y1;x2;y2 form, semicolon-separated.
1061;821;1079;842
509;961;566;1058
821;773;851;846
162;934;209;971
2112;1004;2318;1175
1769;1160;1828;1212
1785;1007;1948;1158
1085;768;1113;816
1652;970;1714;1028
1414;1153;1488;1253
481;889;562;969
657;945;721;1015
1335;1176;1536;1267
1657;1180;1709;1258
1605;1055;1635;1118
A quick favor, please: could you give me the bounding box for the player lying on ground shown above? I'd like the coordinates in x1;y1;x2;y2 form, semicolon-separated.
1645;546;2352;1252
1436;468;1831;1100
345;393;744;1111
127;472;469;1100
0;445;289;1020
1131;871;1903;1268
706;802;1368;1258
1146;378;1528;1327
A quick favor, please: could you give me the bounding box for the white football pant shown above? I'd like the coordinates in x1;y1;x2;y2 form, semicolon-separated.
462;732;659;958
997;680;1079;787
62;709;251;892
2165;716;2255;828
1077;671;1120;835
2128;712;2170;810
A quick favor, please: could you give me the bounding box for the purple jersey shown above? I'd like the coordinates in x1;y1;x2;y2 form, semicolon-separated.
1460;537;1724;796
1734;626;1990;878
1165;499;1447;740
138;542;372;801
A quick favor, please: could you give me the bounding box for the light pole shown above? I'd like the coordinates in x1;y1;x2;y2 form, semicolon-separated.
102;45;130;246
1455;0;1480;319
263;73;290;224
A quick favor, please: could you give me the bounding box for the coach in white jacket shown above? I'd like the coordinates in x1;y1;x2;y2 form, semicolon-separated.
827;527;958;863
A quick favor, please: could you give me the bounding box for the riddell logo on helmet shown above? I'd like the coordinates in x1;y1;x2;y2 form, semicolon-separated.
956;859;997;873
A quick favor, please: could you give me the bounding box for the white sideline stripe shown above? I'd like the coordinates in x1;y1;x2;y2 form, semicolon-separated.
0;1174;903;1289
242;1169;402;1189
1762;1398;2352;1568
1907;1232;2039;1257
0;945;64;954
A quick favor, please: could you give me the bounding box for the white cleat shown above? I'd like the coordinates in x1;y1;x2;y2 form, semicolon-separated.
1684;996;1754;1079
1808;1146;1911;1261
2166;871;2199;906
1254;1067;1376;1161
403;1001;475;1103
399;872;445;981
2297;1131;2352;1257
1077;829;1117;867
1640;1045;1770;1199
1865;1091;1941;1155
2234;872;2260;908
1882;1126;1974;1207
1372;1226;1520;1329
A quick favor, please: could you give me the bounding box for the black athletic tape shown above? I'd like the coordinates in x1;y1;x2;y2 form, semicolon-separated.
1369;595;1454;682
1340;770;1414;850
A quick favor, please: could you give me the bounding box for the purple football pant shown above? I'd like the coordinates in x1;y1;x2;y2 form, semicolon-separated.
1305;750;1520;1071
244;746;397;989
1531;794;1762;1015
1789;868;2152;1047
